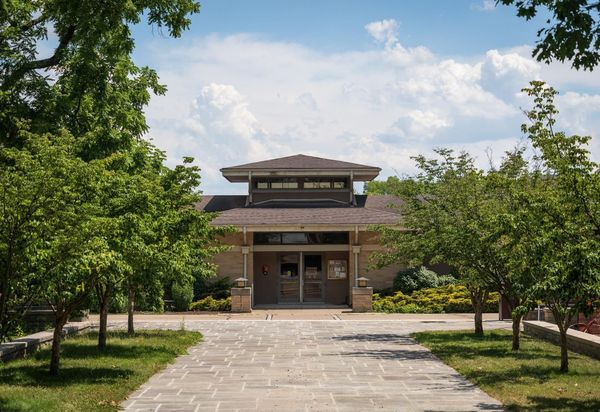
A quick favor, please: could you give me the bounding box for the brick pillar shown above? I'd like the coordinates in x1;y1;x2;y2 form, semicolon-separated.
231;287;252;313
352;287;373;312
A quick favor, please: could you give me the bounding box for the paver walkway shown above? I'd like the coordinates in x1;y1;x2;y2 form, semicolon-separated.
120;319;506;411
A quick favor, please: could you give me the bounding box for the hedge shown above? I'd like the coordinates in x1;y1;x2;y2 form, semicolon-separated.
373;284;499;313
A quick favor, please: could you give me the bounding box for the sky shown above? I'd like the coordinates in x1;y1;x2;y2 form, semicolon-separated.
129;0;600;195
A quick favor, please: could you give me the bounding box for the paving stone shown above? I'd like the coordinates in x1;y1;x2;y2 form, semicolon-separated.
121;320;508;411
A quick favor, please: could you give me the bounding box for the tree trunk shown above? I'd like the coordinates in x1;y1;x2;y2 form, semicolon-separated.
550;304;570;373
49;314;68;375
558;323;569;372
474;305;484;336
127;288;135;335
96;284;112;350
511;313;523;351
469;288;487;337
98;294;109;350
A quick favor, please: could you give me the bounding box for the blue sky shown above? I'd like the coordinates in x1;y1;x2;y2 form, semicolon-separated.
128;0;600;194
133;0;546;58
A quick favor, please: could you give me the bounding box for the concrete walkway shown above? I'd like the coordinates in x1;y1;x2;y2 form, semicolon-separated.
120;318;507;412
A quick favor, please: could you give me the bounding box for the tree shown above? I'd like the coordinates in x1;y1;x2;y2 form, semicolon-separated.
1;0;200;146
507;81;600;372
374;149;531;345
122;154;232;334
365;176;407;195
0;130;102;342
0;129;114;373
1;0;211;358
499;0;600;70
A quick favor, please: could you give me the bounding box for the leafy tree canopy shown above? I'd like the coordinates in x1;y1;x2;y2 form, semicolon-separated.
500;0;600;70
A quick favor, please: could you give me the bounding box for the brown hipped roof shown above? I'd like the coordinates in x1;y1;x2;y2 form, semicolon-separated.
196;194;402;227
221;154;381;171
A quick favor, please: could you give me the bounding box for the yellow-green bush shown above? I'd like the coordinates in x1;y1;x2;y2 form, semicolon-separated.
373;284;499;313
189;296;231;311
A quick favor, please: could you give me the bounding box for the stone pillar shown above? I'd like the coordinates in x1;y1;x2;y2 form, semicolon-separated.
231;287;252;313
352;277;373;313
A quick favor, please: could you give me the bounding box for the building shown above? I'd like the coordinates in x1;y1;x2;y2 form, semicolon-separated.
196;154;403;307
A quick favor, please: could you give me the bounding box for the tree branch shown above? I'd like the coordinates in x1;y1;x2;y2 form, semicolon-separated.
2;25;75;89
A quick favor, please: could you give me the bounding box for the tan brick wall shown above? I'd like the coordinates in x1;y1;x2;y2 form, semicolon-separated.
358;231;379;245
214;231;244;281
359;251;401;290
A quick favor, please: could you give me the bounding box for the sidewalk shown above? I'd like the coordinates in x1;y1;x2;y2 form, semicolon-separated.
121;319;506;411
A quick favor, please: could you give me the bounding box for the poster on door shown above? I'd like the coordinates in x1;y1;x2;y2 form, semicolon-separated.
327;260;347;279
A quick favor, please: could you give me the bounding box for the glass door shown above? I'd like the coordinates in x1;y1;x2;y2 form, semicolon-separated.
303;254;323;302
279;254;299;303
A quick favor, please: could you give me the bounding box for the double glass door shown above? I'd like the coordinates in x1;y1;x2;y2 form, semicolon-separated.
278;253;323;303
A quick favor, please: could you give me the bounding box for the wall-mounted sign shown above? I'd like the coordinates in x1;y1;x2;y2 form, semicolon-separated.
328;260;347;279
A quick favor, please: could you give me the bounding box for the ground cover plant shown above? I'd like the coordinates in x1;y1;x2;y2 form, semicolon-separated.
0;330;201;412
373;284;499;313
413;329;600;411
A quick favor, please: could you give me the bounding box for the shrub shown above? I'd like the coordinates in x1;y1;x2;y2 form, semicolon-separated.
393;266;442;294
437;275;458;287
172;282;194;312
189;296;231;312
194;277;233;300
373;284;499;314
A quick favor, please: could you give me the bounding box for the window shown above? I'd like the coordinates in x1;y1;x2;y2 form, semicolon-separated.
255;178;298;189
304;178;331;189
253;233;282;244
254;232;349;245
304;178;347;189
333;179;347;189
281;233;307;244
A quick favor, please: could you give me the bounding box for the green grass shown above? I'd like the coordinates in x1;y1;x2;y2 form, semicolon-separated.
413;329;600;411
0;330;202;412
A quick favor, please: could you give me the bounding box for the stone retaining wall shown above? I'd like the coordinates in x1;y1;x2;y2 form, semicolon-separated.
523;320;600;360
0;321;91;362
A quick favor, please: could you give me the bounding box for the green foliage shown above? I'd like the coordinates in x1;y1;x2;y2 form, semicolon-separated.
171;282;194;312
499;0;600;70
373;284;499;314
0;130;108;341
0;0;200;146
392;266;454;294
194;277;233;300
0;0;232;372
505;81;600;371
189;296;232;312
88;291;127;314
364;176;410;194
372;145;529;339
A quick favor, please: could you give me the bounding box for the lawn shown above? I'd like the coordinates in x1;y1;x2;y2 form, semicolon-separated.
0;330;202;412
413;329;600;412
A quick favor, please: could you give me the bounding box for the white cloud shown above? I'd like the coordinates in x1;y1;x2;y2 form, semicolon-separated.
142;21;600;194
472;0;496;12
365;19;398;46
484;49;539;78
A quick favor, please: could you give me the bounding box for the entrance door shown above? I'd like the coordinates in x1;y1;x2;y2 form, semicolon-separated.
279;253;299;303
303;254;324;302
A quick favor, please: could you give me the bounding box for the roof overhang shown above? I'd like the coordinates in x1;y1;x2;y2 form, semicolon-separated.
221;168;381;182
